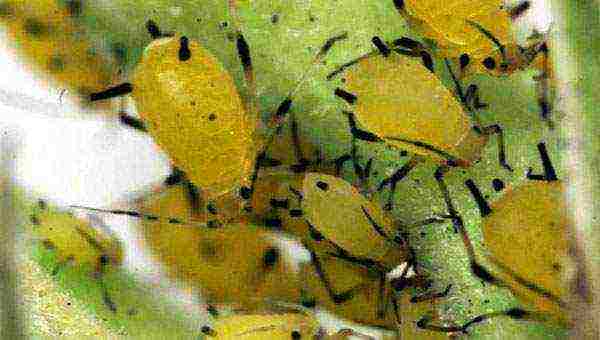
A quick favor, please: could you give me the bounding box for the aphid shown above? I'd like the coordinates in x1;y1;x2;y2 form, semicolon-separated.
392;0;512;59
393;0;554;126
131;183;303;310
299;255;455;337
29;200;123;312
0;0;117;107
421;142;571;330
295;173;453;328
200;304;374;339
329;37;512;210
89;7;347;216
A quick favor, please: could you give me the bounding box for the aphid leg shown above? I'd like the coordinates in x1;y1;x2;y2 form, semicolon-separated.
434;166;466;236
466;20;508;64
89;83;133;102
444;59;468;106
475;124;513;171
464;84;488;110
145;20;173;39
288;111;311;173
342;111;382;143
410;284;452;303
392;37;434;72
119;111;146;132
419;307;549;334
118;96;147;132
334;154;353;176
508;1;531;20
532;42;554;129
306;249;367;304
526;142;558;181
377;156;420;211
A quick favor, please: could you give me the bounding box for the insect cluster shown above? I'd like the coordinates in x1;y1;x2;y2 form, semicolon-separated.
5;0;575;338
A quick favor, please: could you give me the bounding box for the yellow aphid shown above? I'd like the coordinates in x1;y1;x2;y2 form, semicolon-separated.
137;184;301;309
394;0;512;59
331;45;511;209
302;173;409;268
393;0;554;125
28;200;123;312
132;35;252;200
462;142;571;327
483;180;570;324
90;15;347;214
339;52;486;166
29;200;123;272
0;0;116;107
201;307;373;340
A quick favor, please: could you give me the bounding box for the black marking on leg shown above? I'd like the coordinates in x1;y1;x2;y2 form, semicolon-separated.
378;158;417;210
492;178;505;192
343;111;382;143
471;262;498;284
466;20;507;61
334;88;357;104
460;54;470;70
445;59;467;104
178;36;191;61
264;217;282;229
258;156;282;167
119;112;147;132
417;315;466;333
464;179;492;217
288;113;311;173
393;0;405;11
317;32;349;59
186;183;201;216
201;326;217;336
102;287;118;312
262;247;280;270
90;83;133;102
527;142;557;181
236;34;252;69
392;37;420;50
275;98;293;119
289;209;303;217
481;124;513;171
482;57;496;70
410;284;452;303
509;1;531;20
240;186;252;200
371;36;390;57
269;198;289;209
420;51;434;72
145;20;163;39
164;167;185;186
334;154;352;176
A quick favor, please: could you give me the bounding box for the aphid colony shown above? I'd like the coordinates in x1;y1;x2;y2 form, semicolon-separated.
7;0;572;338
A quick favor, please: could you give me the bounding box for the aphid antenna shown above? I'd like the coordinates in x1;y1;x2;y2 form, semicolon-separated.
69;205;213;229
